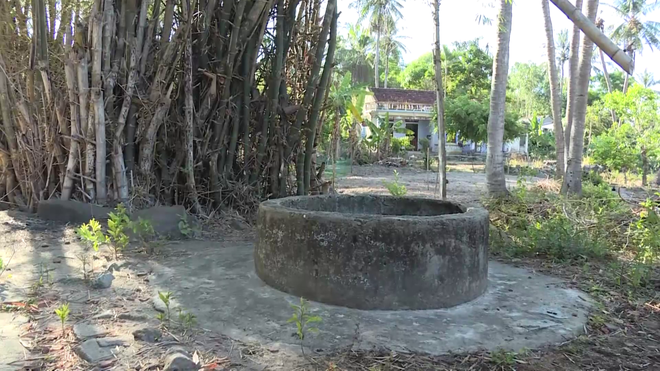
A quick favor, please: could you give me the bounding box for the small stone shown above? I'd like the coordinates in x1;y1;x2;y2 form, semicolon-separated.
53;258;62;264
133;328;162;343
73;323;106;340
106;263;121;273
163;352;198;371
41;244;49;248
230;219;249;231
97;337;129;347
152;293;179;313
75;339;113;363
64;241;71;245
92;310;115;320
93;272;114;289
118;312;148;321
605;323;619;333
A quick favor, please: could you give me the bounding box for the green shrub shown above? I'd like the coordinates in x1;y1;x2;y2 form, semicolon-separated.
383;170;407;197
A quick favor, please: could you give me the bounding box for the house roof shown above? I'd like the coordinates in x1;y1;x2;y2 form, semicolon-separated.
370;88;436;105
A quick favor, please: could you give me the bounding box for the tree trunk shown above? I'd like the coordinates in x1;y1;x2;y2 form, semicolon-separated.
641;146;648;186
486;0;513;198
550;0;632;74
78;50;95;201
563;0;598;196
433;0;446;199
384;47;390;89
62;50;81;200
303;1;337;194
542;0;565;178
375;27;380;88
183;3;203;214
564;0;582;165
91;1;107;203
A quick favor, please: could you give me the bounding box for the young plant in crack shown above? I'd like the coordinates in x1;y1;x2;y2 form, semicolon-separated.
55;303;70;335
131;217;157;254
157;291;174;324
107;204;131;260
76;219;107;280
287;297;322;356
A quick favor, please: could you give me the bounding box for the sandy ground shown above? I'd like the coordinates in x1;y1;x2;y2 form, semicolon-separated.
0;166;570;371
335;165;534;203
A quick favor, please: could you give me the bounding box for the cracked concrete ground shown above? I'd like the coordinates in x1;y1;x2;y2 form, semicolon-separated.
148;240;593;357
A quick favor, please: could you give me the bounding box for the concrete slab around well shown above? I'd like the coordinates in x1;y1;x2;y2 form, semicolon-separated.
148;241;593;356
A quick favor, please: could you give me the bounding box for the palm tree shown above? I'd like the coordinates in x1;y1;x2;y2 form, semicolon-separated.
542;0;566;178
337;23;374;85
596;18;614;94
556;29;570;94
352;0;404;88
432;0;446;199
381;18;407;88
638;69;658;88
563;0;599;196
486;0;513;197
607;0;660;93
562;0;582;164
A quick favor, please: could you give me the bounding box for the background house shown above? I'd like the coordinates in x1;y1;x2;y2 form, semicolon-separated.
362;87;529;155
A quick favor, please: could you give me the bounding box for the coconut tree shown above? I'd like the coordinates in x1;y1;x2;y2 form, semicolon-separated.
486;0;513;197
352;0;405;88
556;29;570;93
432;0;446;199
562;0;583;163
638;69;658;88
542;0;566;178
563;0;599;196
381;18;407;88
607;0;660;93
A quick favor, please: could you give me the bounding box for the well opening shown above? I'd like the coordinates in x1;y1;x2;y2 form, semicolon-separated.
279;195;466;216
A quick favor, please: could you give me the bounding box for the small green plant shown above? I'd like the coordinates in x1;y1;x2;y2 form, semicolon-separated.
31;262;52;294
77;219;107;252
383;170;407;197
55;303;70;334
158;291;174;323
132;217;157;254
489;349;517;367
178;214;195;238
288;297;321;355
107;204;131;259
177;309;197;330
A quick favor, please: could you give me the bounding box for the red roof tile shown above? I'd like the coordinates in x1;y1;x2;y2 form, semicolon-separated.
370;88;436;105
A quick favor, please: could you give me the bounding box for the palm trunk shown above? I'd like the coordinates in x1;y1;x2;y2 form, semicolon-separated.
563;0;598;196
486;0;513;198
433;0;446;200
563;0;582;166
384;47;390;89
542;0;565;178
375;28;381;88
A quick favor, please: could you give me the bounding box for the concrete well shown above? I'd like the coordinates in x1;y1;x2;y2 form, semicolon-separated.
255;195;489;310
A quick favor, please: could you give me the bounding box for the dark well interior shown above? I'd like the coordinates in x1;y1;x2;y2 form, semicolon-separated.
280;195;466;216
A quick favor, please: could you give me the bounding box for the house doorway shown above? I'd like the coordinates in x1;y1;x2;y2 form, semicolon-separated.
406;123;419;150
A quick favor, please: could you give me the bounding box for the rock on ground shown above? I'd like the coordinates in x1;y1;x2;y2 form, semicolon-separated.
74;339;114;364
73;323;106;340
37;200;111;224
163;351;198;371
92;272;114;289
133;205;189;239
133;328;162;343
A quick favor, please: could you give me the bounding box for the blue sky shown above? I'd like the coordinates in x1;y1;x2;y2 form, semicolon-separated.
337;0;660;79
